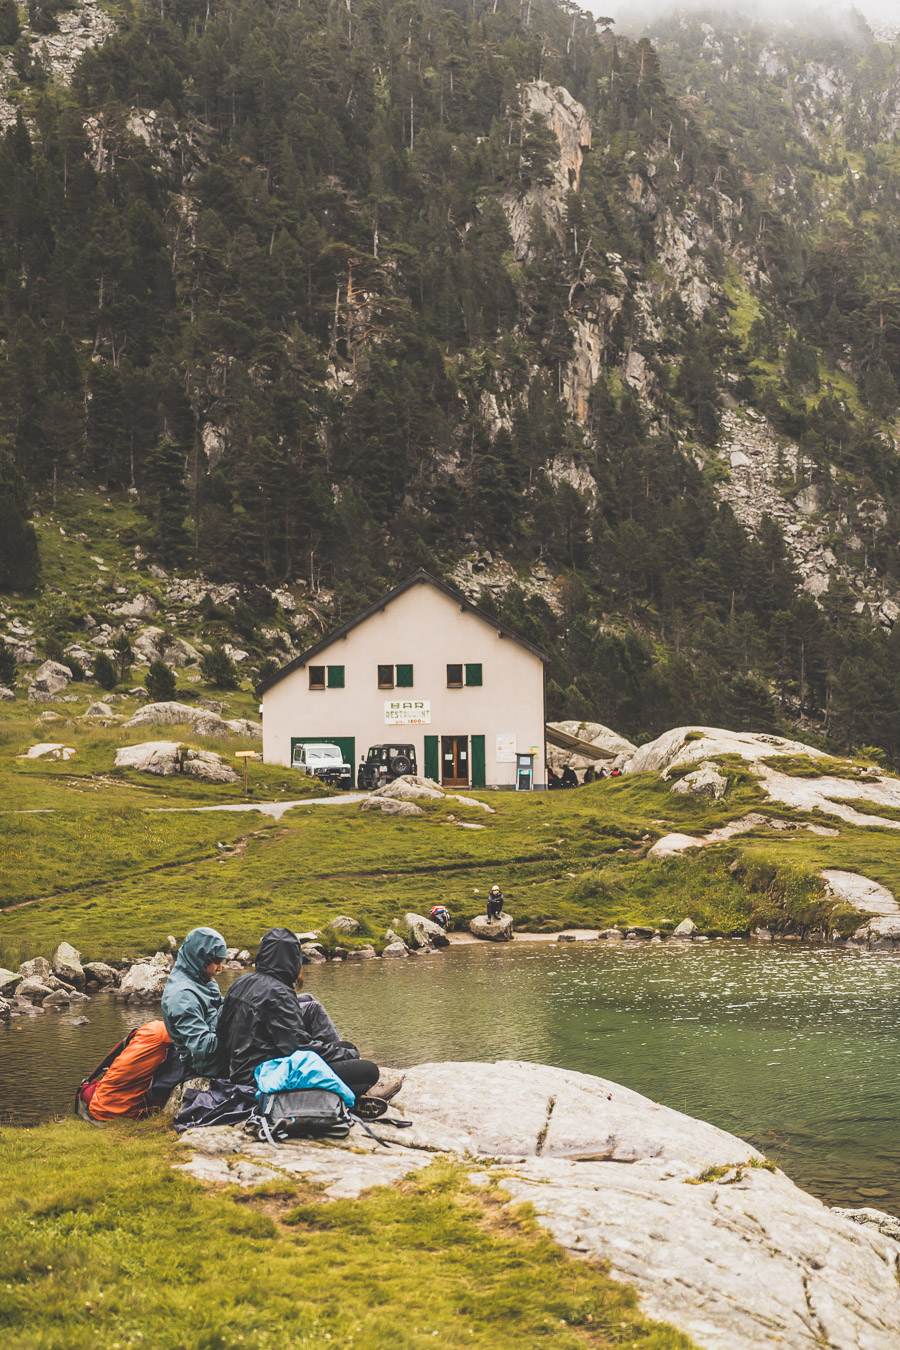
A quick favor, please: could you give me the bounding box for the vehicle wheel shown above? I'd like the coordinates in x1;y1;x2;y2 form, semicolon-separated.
390;754;412;775
357;770;366;790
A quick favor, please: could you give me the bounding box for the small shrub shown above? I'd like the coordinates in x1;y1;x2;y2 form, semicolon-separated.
201;644;238;689
43;635;65;663
0;641;16;688
93;652;118;691
255;658;279;695
112;633;134;682
146;658;176;702
68;658;86;682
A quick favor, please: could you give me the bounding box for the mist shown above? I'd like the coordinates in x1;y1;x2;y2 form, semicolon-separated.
589;0;900;37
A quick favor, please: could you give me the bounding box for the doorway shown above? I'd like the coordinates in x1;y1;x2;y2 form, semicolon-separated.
441;735;469;787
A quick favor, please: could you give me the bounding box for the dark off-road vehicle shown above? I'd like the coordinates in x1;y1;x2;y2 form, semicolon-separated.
357;743;418;791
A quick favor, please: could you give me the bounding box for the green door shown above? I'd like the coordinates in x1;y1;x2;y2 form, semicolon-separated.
471;735;486;788
291;736;355;769
424;735;439;782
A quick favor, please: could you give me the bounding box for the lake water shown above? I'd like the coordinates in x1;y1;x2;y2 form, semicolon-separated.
3;941;899;1215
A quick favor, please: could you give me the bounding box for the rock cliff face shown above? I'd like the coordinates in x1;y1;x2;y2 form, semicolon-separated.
715;410;898;621
177;1060;900;1349
0;0;113;129
498;81;592;261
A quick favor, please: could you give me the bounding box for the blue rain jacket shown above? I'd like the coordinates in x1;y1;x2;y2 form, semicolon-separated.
254;1049;355;1106
161;927;227;1074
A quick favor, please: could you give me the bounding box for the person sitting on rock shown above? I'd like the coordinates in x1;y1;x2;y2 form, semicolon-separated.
160;926;228;1076
486;885;505;922
217;927;380;1106
429;904;451;930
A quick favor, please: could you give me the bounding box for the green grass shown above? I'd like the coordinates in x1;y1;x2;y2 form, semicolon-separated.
0;1121;697;1350
4;668;900;965
762;754;884;781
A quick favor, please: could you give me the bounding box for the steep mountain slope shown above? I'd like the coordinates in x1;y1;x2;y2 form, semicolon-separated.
1;0;899;761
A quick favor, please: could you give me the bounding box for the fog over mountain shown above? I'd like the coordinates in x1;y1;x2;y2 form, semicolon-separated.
599;0;899;37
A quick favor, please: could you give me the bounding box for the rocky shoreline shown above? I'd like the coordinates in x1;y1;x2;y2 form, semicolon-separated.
5;909;900;1024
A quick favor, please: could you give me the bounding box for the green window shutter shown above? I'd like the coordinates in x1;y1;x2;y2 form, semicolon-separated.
471;735;486;788
424;736;439;781
327;665;345;688
396;664;413;688
465;663;483;687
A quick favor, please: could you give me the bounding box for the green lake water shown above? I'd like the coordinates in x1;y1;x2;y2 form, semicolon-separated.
3;940;899;1215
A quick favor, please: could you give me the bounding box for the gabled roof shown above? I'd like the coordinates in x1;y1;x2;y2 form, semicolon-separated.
258;569;548;695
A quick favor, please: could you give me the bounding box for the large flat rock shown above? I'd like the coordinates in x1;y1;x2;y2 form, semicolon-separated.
174;1060;900;1349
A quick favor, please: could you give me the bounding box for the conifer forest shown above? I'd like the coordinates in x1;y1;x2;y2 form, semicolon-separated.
2;0;900;762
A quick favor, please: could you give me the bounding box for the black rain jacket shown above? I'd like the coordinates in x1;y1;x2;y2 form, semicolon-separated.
217;927;358;1085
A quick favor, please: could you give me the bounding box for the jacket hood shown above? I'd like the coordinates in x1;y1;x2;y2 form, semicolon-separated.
174;927;228;982
255;927;303;985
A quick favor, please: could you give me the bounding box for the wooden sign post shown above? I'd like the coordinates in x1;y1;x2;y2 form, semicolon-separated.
234;750;259;797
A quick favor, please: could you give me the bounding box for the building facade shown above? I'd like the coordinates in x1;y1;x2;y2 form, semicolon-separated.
260;570;547;788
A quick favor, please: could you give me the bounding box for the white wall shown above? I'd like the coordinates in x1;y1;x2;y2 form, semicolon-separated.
261;580;545;786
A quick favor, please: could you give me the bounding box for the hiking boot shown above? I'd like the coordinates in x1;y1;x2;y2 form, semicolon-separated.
353;1095;388;1120
367;1073;404;1102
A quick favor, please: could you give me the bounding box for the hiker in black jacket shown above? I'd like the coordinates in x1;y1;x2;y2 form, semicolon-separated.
217;927;379;1102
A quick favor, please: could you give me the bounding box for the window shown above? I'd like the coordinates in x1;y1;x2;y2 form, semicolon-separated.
447;663;482;688
378;663;414;689
327;665;345;689
309;666;326;690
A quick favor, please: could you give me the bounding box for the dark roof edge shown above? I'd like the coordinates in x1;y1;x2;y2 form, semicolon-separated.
258;569;548;695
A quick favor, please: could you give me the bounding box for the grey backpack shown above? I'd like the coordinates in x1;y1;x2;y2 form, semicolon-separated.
249;1088;352;1143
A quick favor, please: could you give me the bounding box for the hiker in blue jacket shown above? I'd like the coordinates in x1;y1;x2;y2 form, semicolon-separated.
161;927;228;1075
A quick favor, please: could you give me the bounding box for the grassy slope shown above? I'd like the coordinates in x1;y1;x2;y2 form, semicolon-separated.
0;1120;697;1350
2;686;898;964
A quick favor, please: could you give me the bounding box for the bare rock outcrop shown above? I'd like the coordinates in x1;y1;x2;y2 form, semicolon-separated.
0;968;21;996
619;725;826;775
115;741;239;783
117;952;173;1002
499;82;591;261
82;961;120;988
52;942;85;991
133;629;202;667
669;762;728;799
17;743;76;761
403;912;450;949
125;702;260;739
469;912;514;942
373;775;444;801
27;660;73;701
360;797;424;816
176;1059;900;1349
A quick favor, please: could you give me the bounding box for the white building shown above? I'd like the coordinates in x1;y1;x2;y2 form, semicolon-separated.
260;570;547;788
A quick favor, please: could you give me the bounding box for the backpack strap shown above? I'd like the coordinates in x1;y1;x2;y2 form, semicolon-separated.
349;1113;392;1147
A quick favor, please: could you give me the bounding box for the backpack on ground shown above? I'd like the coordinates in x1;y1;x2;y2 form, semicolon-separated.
247;1087;352;1144
74;1028;138;1115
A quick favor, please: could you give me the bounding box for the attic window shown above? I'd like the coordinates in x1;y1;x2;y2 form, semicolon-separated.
378;664;394;689
309;666;326;689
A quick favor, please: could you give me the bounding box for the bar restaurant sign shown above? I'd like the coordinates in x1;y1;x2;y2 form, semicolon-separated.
385;700;431;726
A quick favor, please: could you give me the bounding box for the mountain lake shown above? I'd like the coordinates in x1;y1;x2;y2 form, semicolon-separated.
2;940;899;1216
